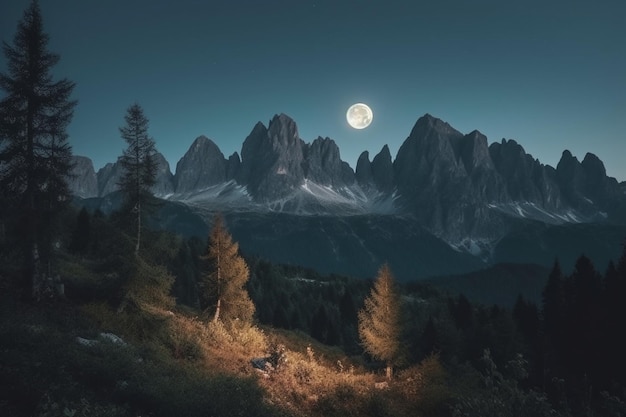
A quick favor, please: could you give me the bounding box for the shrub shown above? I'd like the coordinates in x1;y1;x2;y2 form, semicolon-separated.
123;256;175;311
167;315;204;361
451;350;555;417
395;353;452;416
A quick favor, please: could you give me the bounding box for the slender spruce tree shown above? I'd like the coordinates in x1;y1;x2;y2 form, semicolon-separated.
117;103;157;255
358;263;402;379
0;0;76;298
200;214;255;324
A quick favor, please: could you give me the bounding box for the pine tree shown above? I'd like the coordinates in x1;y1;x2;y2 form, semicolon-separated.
358;263;402;379
117;103;157;255
69;207;91;255
0;0;76;298
201;214;255;324
542;260;564;341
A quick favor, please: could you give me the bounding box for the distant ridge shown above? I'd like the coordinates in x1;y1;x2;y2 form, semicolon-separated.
69;113;626;278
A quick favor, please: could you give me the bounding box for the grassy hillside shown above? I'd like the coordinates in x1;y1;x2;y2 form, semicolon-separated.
0;280;453;417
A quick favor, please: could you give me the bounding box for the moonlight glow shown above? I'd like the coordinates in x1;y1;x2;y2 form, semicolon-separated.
347;103;373;129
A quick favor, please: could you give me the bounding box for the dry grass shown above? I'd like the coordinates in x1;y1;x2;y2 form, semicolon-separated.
82;301;452;417
162;313;389;416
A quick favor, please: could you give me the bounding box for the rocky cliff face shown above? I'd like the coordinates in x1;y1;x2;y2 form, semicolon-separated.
490;138;559;207
174;136;227;193
153;153;175;196
238;115;306;201
68;156;98;198
371;145;394;194
393;114;475;237
303;136;354;187
355;151;373;189
458;131;506;203
96;160;124;197
556;150;626;221
235;113;358;205
389;114;625;241
226;152;241;180
72;112;626;255
82;152;174;198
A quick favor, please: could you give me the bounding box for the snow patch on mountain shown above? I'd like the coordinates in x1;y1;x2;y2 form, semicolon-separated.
450;237;496;261
170;180;253;211
487;201;593;225
167;178;397;217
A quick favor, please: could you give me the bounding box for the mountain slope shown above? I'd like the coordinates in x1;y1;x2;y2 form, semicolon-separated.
67;113;626;279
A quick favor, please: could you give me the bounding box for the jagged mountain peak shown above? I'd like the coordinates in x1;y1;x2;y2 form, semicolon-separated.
270;112;296;125
239;113;305;201
458;130;493;174
374;144;391;159
68;155;98;198
371;145;394;193
226;152;241;180
251;121;268;135
189;135;219;150
152;152;175;196
395;114;465;192
174;135;226;193
355;151;373;187
75;112;625;260
409;113;463;139
267;113;300;145
581;152;606;178
310;136;336;149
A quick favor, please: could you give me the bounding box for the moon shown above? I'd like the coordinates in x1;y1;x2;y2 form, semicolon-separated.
346;103;373;129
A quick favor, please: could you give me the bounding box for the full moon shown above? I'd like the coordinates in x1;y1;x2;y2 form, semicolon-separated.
346;103;373;129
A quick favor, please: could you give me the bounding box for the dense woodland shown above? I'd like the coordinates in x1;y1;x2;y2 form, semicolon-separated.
2;2;626;417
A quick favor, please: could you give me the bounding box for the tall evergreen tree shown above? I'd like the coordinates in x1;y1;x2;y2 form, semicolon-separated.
69;207;91;255
117;103;157;255
358;263;402;379
200;214;255;324
542;260;564;340
0;0;76;298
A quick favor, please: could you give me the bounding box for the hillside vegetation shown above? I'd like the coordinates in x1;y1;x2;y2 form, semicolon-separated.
1;206;625;417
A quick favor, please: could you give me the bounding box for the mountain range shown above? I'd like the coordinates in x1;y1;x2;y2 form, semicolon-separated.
69;113;626;281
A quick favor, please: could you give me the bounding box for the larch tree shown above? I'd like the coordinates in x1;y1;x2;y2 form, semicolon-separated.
0;0;76;299
358;263;402;379
117;103;157;255
201;214;255;325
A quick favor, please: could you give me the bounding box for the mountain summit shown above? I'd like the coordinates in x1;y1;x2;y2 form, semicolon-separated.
69;113;626;268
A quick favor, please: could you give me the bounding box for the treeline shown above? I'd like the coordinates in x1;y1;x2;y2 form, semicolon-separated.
541;253;626;411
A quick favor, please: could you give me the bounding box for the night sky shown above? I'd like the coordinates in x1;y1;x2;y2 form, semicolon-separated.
1;0;624;181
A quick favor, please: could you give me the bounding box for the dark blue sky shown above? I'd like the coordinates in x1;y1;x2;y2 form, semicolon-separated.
2;0;625;180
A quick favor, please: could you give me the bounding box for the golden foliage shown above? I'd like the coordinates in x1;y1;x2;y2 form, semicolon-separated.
201;215;255;324
358;264;402;372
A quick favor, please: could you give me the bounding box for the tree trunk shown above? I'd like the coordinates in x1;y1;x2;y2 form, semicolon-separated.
386;363;393;380
30;243;41;301
135;201;141;255
213;298;221;322
212;231;222;322
26;96;38;300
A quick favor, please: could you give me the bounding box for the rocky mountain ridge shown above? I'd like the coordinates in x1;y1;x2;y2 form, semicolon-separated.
69;113;626;258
